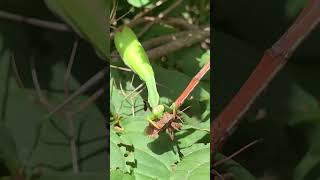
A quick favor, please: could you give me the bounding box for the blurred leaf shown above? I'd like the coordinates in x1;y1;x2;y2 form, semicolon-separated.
0;177;10;180
214;154;256;180
27;62;107;172
37;172;107;180
0;125;20;174
44;0;109;59
0;58;107;173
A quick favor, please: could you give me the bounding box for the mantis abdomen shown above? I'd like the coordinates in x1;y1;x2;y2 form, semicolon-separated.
114;26;160;109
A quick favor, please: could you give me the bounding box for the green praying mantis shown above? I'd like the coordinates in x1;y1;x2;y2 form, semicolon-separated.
114;25;173;129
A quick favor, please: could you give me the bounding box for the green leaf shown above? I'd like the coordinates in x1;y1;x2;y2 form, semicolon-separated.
127;0;154;8
110;130;127;171
26;63;107;172
167;46;209;80
110;68;148;117
0;125;20;173
111;169;135;180
176;112;209;148
0;60;107;173
44;0;109;59
119;124;180;180
171;144;210;180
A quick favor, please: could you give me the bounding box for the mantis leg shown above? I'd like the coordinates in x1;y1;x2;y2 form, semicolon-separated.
147;117;161;129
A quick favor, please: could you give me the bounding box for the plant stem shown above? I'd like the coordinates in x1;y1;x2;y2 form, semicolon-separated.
211;0;320;155
64;40;80;173
175;61;210;109
0;10;70;32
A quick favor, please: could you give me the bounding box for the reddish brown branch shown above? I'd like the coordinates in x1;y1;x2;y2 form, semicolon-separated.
148;26;210;60
175;60;210;109
211;0;320;155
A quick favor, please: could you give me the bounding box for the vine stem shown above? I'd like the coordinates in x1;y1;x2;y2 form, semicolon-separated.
0;10;70;32
211;0;320;155
175;60;210;109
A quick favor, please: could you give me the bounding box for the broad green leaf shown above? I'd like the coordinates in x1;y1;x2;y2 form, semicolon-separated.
120;128;180;180
44;0;109;59
180;143;209;157
121;117;179;180
111;169;135;180
110;130;127;171
171;144;210;180
176;112;209;148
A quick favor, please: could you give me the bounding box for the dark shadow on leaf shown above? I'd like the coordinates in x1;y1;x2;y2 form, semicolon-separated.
147;133;178;155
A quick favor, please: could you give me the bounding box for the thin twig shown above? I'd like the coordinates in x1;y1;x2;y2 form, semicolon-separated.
129;0;167;26
47;67;108;117
211;169;225;180
67;112;79;173
10;53;24;88
64;40;79;96
147;26;210;60
0;10;70;32
213;139;261;167
142;29;201;50
211;0;320;155
160;17;199;30
30;57;53;110
73;87;105;114
63;40;80;173
110;0;167;39
137;0;184;37
110;64;132;72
